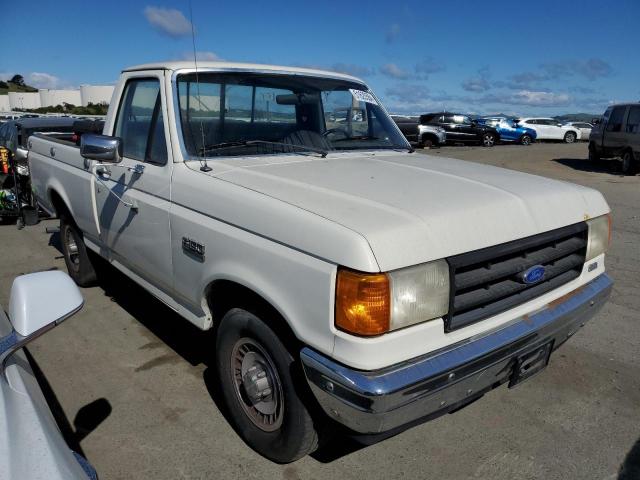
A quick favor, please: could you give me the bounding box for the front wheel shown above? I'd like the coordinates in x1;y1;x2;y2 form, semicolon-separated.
564;131;576;143
520;134;532;145
60;215;97;287
621;150;636;175
216;309;318;463
482;133;496;147
422;138;434;149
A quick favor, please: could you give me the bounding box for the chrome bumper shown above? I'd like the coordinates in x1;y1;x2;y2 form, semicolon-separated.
301;274;613;434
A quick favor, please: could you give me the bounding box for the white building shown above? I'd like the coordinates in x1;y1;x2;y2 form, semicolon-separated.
80;85;114;106
39;89;82;108
0;84;115;112
0;96;10;111
8;92;41;110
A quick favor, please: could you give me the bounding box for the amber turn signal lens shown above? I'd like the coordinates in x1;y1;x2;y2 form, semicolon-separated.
335;269;390;336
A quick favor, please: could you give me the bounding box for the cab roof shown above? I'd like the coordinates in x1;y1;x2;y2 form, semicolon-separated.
122;61;364;83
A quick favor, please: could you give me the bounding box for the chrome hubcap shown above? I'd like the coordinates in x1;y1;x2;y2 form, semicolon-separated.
231;338;283;431
65;228;80;269
484;135;494;146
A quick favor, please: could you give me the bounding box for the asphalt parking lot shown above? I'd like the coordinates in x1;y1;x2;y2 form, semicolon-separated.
1;142;638;480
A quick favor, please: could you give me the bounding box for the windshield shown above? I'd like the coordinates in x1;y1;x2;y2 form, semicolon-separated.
176;72;408;157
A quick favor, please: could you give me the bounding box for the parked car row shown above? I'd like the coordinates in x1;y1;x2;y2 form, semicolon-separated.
392;113;593;148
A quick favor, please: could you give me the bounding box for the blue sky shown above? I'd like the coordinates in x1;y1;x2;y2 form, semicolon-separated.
2;0;638;115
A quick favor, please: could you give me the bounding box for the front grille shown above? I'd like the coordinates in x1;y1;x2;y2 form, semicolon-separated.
445;222;588;331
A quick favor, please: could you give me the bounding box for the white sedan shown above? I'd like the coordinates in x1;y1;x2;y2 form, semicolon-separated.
564;122;593;141
0;271;97;480
517;118;581;143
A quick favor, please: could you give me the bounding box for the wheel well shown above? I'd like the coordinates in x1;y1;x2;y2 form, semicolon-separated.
421;132;437;142
49;189;71;219
205;280;300;350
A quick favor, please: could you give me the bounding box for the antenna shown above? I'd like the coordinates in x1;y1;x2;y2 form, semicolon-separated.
188;0;212;172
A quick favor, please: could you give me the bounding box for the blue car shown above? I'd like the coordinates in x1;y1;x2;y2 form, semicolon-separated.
477;117;537;145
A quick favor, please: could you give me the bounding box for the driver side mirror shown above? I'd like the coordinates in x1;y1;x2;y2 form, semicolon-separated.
80;134;123;163
1;271;84;373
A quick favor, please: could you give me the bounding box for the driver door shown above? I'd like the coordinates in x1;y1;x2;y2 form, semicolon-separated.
92;74;173;292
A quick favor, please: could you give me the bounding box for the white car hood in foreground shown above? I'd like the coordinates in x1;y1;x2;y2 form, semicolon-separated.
190;151;609;271
0;312;88;480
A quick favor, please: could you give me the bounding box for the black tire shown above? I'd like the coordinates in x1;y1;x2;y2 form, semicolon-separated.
216;308;318;463
564;131;577;143
60;215;97;287
588;144;600;162
621;150;636;175
422;138;434;149
520;134;532;145
482;133;496;147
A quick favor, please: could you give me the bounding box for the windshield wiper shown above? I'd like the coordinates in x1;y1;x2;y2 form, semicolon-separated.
199;140;328;158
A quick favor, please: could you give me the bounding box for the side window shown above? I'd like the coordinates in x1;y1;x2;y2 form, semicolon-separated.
606;107;626;133
627;106;640;134
115;79;167;164
147;98;168;165
527;119;537;125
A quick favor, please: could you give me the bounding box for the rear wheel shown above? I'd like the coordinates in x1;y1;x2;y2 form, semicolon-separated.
60;215;97;287
520;134;532;145
216;308;318;463
482;133;496;147
564;131;576;143
621;150;636;175
588;144;600;162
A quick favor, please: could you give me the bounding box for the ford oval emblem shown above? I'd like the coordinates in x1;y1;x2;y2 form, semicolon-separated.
520;265;546;284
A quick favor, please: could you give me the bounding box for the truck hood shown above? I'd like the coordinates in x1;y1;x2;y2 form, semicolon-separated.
195;151;609;271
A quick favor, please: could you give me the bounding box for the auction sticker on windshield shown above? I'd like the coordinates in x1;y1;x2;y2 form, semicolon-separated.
349;89;378;105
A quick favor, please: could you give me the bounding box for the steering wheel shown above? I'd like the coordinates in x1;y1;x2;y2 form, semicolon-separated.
323;127;350;139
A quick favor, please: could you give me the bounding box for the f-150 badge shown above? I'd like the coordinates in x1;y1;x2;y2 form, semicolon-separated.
182;237;205;261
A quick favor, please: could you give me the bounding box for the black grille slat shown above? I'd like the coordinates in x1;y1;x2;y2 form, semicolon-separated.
445;222;588;332
454;253;585;312
455;236;587;291
449;270;579;328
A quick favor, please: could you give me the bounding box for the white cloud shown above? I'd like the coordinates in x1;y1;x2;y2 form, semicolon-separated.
180;51;222;62
380;63;410;80
28;72;62;89
508;90;571;106
144;6;192;38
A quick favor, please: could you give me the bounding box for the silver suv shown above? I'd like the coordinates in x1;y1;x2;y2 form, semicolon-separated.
589;103;640;174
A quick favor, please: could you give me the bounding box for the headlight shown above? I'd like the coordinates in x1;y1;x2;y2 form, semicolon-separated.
586;214;611;261
335;260;450;336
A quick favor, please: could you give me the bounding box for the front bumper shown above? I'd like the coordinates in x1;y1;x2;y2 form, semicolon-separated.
301;273;613;434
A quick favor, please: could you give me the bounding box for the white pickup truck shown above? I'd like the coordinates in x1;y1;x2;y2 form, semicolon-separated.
28;61;613;463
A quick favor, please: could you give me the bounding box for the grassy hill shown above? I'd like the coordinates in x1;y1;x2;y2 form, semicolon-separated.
0;81;38;95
